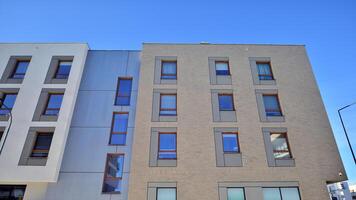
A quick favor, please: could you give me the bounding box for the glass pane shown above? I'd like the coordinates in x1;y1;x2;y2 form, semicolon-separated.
271;134;291;159
223;134;239;152
112;113;128;133
263;95;281;116
281;188;300;200
47;94;63;109
2;94;17;108
0;94;17;115
106;155;124;178
159;134;176;151
257;63;271;75
116;79;132;105
218;95;234;111
55;61;72;79
0;185;26;200
116;96;130;105
227;188;245;200
34;134;53;150
103;179;121;193
110;134;126;145
157;188;176;200
12;61;29;79
162;62;177;74
216;62;230;75
161;95;176;109
263;188;282;200
159;133;177;159
118;79;132;94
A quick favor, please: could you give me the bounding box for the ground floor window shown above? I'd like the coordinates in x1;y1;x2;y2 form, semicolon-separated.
0;185;26;200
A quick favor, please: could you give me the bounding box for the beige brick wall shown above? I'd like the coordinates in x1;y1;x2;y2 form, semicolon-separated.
128;44;346;200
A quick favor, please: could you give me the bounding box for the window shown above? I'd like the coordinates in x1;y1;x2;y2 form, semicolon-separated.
218;94;235;111
102;154;124;193
161;61;177;80
110;113;128;145
0;93;17;115
270;133;291;159
160;94;177;116
11;61;29;79
157;188;176;200
257;62;274;80
263;187;301;200
54;61;72;79
31;132;53;158
0;185;26;200
215;61;230;75
0;131;3;141
158;133;177;159
115;78;132;105
263;95;282;116
227;188;245;200
43;94;63;116
222;133;239;153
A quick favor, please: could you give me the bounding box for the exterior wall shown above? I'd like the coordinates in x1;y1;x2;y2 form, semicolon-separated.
44;50;140;200
128;44;347;200
0;43;88;184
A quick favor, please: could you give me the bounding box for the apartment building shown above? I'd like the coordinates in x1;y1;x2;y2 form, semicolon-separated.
127;43;347;200
0;43;347;200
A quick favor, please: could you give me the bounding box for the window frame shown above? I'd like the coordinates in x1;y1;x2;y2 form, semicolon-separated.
159;94;177;116
156;187;177;200
109;112;129;146
115;77;133;106
102;153;125;194
0;93;17;116
158;132;177;160
263;187;301;200
215;61;231;76
256;61;274;81
262;94;282;117
161;60;177;80
222;132;240;153
218;93;235;111
270;132;292;160
53;60;72;79
42;93;64;116
30;132;53;158
10;60;30;79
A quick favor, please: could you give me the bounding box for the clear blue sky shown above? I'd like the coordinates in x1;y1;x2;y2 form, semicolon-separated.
1;0;355;184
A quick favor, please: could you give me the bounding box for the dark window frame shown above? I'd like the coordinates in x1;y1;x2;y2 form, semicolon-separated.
115;77;133;106
161;60;177;80
257;61;274;80
218;93;235;111
30;132;53;158
53;60;72;79
270;132;292;160
262;94;282;116
215;61;231;76
102;153;125;194
42;93;64;116
109;112;129;146
10;60;30;79
222;132;240;153
156;187;177;200
158;132;177;160
159;93;177;116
